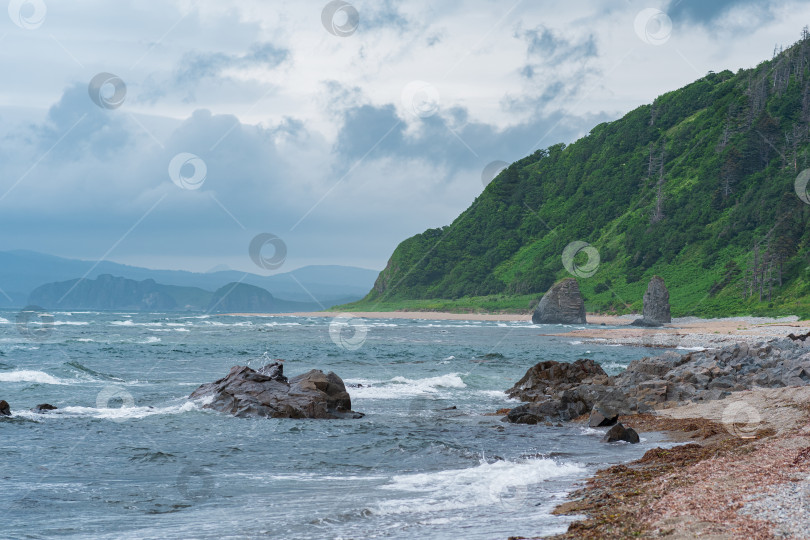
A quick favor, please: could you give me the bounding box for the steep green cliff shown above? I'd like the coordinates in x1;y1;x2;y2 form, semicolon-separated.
351;34;810;318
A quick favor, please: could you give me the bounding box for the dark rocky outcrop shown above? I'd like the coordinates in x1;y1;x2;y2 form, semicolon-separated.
631;276;671;327
190;362;363;419
32;404;57;413
507;359;608;402
0;400;10;416
588;403;619;427
603;423;640;443
532;278;586;324
503;338;810;425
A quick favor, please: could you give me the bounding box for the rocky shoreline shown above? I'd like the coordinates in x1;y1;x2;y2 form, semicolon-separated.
502;335;810;539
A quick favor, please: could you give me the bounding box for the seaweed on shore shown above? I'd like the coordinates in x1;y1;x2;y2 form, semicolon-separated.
529;415;766;539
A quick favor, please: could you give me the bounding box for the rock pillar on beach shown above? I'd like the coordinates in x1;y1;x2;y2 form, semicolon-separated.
532;278;586;324
631;276;671;327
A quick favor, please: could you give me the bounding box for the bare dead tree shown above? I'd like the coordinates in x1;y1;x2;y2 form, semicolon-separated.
650;151;666;224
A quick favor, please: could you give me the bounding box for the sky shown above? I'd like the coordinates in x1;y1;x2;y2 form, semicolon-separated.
0;0;808;274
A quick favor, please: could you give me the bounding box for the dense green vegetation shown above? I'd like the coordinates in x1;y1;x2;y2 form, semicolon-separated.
344;34;810;318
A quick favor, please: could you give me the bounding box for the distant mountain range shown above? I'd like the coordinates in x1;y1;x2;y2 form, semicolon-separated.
0;250;379;311
27;275;315;313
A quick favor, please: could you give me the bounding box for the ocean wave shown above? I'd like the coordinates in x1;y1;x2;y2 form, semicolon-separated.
53;321;90;326
65;360;125;382
476;390;515;401
0;317;9;324
110;321;163;327
140;336;161;344
374;457;585;515
349;373;467;400
0;370;69;385
17;400;200;421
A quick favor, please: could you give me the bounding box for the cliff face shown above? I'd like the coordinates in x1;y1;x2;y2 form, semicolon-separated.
361;35;810;318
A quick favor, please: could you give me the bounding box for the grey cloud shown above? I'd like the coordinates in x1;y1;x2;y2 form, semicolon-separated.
36;83;131;161
333;101;613;177
174;42;289;86
522;26;598;69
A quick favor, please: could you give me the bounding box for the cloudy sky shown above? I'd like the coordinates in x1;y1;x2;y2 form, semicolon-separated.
0;0;807;274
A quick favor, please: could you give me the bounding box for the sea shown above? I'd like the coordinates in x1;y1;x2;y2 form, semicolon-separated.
0;310;678;539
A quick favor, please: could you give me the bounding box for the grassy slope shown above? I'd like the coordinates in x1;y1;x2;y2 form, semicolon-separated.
340;36;810;319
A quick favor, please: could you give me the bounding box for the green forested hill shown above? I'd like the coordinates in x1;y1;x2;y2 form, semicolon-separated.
348;33;810;318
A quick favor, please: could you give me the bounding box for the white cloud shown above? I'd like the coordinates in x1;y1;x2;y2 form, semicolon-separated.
0;0;806;272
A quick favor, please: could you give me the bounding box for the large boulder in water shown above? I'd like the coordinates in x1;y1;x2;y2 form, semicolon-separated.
0;400;10;416
532;278;586;324
631;276;671;327
190;362;363;419
603;423;640;443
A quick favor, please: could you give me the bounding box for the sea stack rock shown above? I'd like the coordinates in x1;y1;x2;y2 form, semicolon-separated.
532;278;586;324
190;362;363;419
631;276;671;327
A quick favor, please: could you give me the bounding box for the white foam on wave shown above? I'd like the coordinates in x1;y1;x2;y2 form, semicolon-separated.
53;321;90;326
110;321;163;327
0;370;68;385
600;362;629;372
139;336;161;344
477;390;516;402
263;322;302;327
19;400;201;421
374;457;585;515
0;317;9;324
350;373;467;400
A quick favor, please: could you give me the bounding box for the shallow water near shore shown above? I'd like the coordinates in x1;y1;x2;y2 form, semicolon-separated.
1;310;673;539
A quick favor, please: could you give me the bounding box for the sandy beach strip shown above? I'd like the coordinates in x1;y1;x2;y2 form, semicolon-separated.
225;311;810;346
549;315;810;348
224;310;532;321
